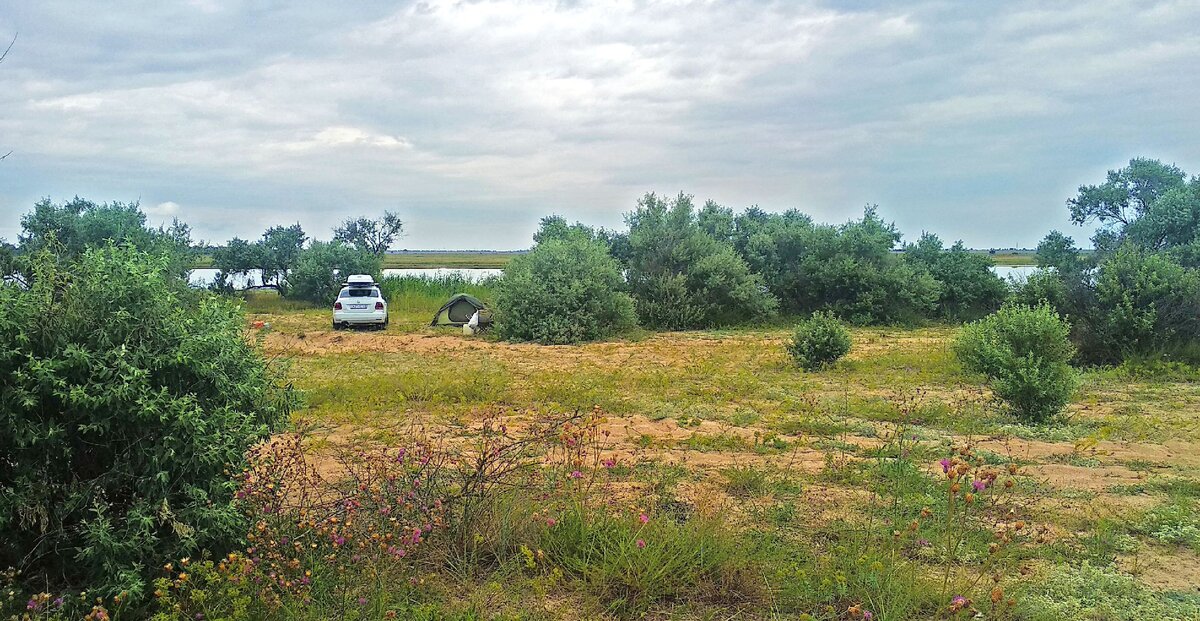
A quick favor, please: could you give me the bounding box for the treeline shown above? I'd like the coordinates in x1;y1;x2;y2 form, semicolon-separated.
498;195;1008;342
498;158;1200;367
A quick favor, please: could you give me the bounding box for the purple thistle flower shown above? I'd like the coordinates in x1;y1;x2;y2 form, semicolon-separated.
570;470;583;479
940;458;952;473
972;480;987;492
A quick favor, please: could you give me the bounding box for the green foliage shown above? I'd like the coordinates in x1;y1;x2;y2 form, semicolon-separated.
1064;157;1200;263
787;311;852;371
0;245;292;596
1018;563;1200;621
1090;245;1200;362
17;197;193;276
1035;230;1088;274
904;233;1010;321
625;193;776;330
954;304;1078;423
285;240;381;304
540;503;757;614
332;211;405;255
1134;497;1200;552
496;224;636;344
210;224;307;290
1012;268;1070;310
737;206;939;324
256;224;306;288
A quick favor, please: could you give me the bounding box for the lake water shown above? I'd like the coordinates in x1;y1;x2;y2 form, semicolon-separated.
991;265;1038;281
188;265;1037;289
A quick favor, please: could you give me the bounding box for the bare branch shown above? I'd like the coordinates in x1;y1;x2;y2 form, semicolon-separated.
0;33;15;64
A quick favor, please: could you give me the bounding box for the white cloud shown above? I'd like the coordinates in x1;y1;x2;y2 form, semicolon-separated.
0;0;1197;249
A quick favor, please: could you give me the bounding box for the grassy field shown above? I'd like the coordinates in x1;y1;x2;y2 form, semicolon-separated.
985;252;1037;266
233;290;1200;619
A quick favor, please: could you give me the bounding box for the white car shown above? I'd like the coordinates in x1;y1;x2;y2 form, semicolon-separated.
332;275;388;330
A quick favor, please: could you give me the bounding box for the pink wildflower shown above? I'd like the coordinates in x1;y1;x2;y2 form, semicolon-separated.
636;539;646;549
639;513;649;524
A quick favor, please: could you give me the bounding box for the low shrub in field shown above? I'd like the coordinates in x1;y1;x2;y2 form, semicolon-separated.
0;246;292;597
1017;563;1200;621
787;311;852;371
954;304;1078;423
151;434;449;620
495;226;636;344
1134;497;1200;552
539;502;759;614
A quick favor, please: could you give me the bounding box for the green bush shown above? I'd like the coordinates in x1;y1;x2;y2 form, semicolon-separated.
1091;245;1200;362
0;246;292;596
285;240;381;304
625;193;776;330
904;233;1010;321
954;304;1078;423
786;311;852;371
495;229;636;344
736;206;940;324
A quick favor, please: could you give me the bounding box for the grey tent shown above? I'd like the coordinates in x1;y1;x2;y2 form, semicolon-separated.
430;293;491;327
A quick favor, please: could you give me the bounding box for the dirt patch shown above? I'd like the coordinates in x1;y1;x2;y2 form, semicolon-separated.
1025;464;1144;492
1123;547;1200;593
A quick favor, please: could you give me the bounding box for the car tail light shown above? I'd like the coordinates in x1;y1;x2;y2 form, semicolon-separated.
334;301;342;310
375;301;384;310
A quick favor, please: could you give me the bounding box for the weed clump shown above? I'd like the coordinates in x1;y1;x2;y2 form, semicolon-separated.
787;311;852;371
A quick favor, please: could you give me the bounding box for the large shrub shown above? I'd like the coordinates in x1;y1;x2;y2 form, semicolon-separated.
954;304;1078;423
496;229;636;344
0;246;292;596
285;240;381;304
625;193;776;330
787;311;852;371
736;206;939;324
1090;245;1200;362
904;233;1010;321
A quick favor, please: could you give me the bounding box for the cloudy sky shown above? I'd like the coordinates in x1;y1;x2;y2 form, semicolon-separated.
1;1;1197;249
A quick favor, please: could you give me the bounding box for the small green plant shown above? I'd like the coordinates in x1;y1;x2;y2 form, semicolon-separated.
720;465;770;497
1135;497;1200;552
954;304;1078;423
787;311;852;371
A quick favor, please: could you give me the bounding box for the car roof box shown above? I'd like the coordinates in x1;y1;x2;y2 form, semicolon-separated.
345;274;376;287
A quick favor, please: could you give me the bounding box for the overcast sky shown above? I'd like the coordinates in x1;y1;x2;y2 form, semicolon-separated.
1;1;1197;250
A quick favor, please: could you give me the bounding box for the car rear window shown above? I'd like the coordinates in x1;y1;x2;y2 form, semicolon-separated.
339;288;380;298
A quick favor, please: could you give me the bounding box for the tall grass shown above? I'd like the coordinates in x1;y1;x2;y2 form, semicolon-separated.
378;274;501;329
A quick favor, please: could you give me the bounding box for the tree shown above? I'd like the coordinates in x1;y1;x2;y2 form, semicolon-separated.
286;241;381;304
17;197;192;276
625;193;776;330
0;245;292;596
1068;158;1192;251
1035;230;1086;274
256;224;306;288
496;221;636;344
332;212;404;255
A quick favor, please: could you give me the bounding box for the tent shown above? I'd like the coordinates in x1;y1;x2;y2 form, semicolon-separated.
430;293;491;327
